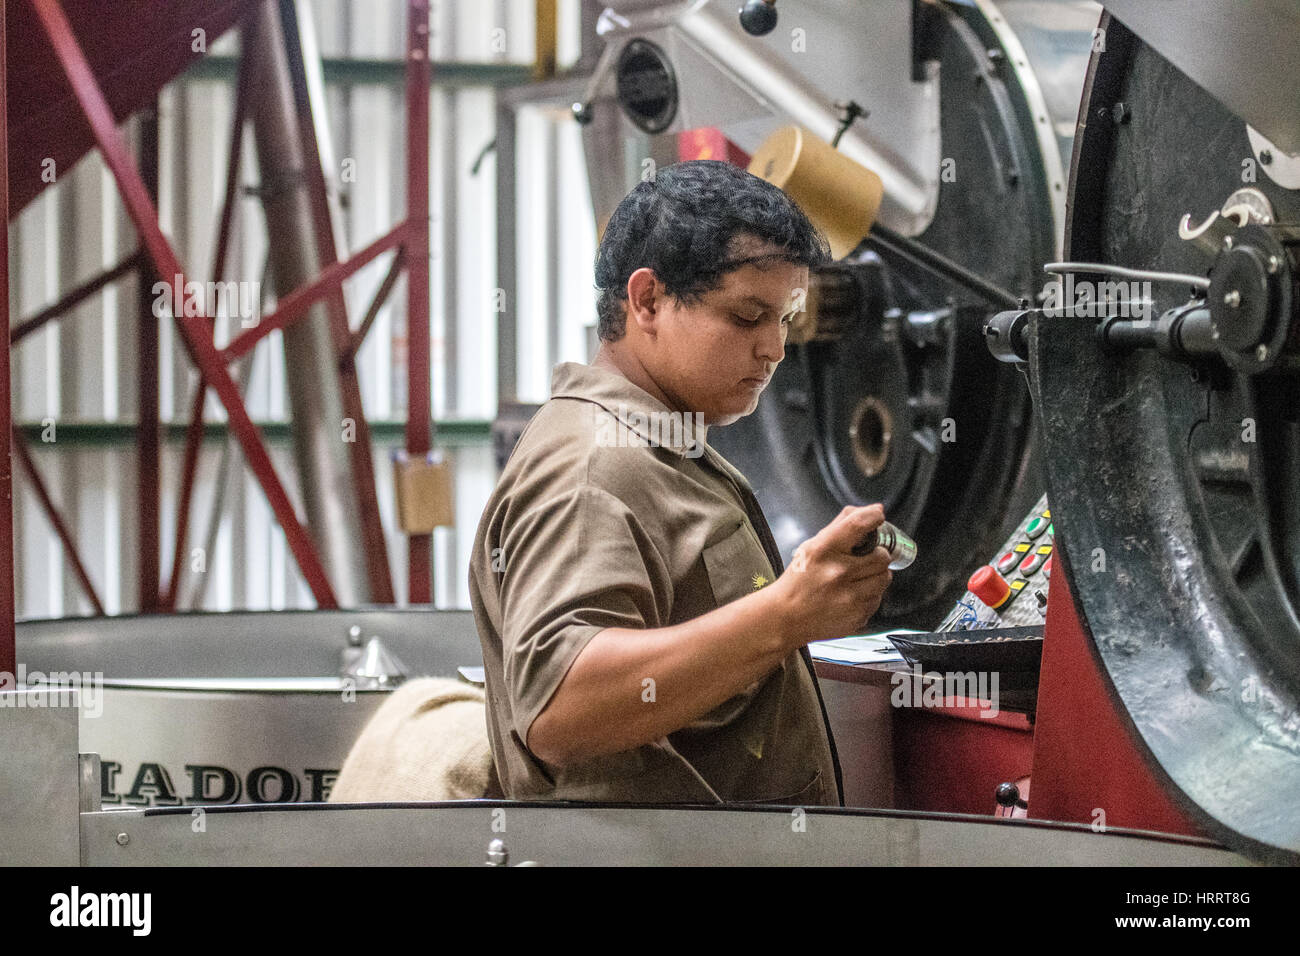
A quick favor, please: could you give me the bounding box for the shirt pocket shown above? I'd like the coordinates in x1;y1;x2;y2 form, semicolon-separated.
701;521;774;608
694;521;782;727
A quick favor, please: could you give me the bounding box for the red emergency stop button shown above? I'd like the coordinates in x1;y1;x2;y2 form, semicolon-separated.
968;565;1012;610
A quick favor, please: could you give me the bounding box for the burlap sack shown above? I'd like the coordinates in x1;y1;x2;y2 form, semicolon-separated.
329;677;501;802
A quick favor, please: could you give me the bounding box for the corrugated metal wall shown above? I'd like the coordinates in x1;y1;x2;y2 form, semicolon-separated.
8;0;598;619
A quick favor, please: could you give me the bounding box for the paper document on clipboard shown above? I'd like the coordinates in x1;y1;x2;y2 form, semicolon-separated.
808;630;924;664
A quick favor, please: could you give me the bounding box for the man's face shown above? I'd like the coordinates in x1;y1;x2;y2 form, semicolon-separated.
638;249;808;427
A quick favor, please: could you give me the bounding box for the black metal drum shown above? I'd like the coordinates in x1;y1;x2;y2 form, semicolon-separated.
1031;13;1300;862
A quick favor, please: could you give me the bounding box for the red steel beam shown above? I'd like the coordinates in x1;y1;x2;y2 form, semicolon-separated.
163;386;206;611
344;246;406;368
137;102;162;612
164;20;255;612
9;252;140;346
29;0;338;607
221;221;409;362
406;0;433;604
1;5;15;672
12;430;106;616
210;9;256;311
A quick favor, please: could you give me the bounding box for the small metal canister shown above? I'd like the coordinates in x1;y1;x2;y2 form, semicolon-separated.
852;520;918;570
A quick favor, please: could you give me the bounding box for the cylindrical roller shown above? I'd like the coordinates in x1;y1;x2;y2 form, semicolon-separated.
748;125;884;260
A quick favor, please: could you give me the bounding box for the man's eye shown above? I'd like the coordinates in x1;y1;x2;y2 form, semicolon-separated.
731;313;758;325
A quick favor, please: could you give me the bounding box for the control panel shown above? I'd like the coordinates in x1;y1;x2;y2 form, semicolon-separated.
937;494;1053;630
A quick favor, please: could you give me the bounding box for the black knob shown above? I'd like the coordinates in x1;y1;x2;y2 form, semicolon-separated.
739;0;778;37
995;782;1026;809
983;309;1032;365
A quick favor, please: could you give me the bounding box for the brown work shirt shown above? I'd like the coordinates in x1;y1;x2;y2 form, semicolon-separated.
468;361;842;806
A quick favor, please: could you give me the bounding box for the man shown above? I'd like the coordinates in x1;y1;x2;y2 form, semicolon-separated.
469;160;894;806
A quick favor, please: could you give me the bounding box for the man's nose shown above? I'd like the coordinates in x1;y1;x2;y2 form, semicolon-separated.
756;320;785;364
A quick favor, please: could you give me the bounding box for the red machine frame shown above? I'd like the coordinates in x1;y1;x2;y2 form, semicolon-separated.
2;0;438;675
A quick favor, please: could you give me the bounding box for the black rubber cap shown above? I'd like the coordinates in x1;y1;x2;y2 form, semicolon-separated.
739;0;778;36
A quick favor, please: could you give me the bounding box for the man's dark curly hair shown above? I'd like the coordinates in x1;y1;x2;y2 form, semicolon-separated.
594;159;832;341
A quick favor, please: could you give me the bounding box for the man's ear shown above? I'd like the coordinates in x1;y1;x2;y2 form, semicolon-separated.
625;267;661;338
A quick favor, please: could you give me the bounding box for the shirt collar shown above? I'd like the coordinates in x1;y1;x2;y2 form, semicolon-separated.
549;361;709;458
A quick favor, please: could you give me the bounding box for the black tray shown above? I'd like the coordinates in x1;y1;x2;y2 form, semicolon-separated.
887;625;1044;673
886;626;1044;714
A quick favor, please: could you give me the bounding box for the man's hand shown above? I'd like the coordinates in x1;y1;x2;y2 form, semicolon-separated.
765;503;894;647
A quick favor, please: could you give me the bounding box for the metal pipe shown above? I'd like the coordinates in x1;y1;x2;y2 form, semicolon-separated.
1044;261;1212;292
245;1;371;606
495;92;518;404
866;223;1022;310
282;0;395;604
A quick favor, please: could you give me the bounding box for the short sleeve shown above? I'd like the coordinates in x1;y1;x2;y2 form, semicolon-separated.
498;484;673;748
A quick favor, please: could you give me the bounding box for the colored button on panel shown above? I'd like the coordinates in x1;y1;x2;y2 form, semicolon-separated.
1043;557;1053;579
1025;516;1049;539
995;551;1020;575
968;565;1012;610
1013;541;1032;554
1020;551;1048;575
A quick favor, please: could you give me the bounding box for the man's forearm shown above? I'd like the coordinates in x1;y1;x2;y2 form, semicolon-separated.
526;586;795;766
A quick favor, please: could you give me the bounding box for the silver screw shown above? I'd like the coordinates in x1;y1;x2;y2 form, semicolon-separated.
1223;290;1241;308
1224;235;1234;248
486;838;508;866
1268;255;1281;274
115;832;129;846
1256;344;1269;361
